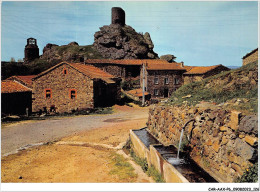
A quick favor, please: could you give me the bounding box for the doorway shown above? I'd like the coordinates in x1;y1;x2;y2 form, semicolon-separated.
164;88;168;98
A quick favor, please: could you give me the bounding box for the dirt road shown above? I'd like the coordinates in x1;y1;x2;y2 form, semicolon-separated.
1;105;154;183
1;105;148;156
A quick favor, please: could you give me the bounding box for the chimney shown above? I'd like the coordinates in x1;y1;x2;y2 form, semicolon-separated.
180;61;184;67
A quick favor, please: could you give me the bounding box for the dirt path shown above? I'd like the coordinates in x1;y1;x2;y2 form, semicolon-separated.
1;105;154;183
1;105;148;156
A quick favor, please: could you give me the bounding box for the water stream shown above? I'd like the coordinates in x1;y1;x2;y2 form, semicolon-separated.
133;128;217;182
168;127;184;165
177;128;184;159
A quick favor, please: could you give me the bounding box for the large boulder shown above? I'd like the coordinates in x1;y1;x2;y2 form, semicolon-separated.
239;115;258;135
160;54;176;63
234;138;255;161
93;24;158;59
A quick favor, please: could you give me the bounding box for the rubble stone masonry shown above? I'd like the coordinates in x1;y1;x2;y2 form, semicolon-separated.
243;49;258;66
32;64;94;113
147;103;258;182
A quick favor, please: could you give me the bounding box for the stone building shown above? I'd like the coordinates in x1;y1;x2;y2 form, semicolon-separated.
140;62;186;98
32;62;120;113
1;79;32;115
84;59;176;81
183;64;230;84
24;37;39;63
242;48;258;66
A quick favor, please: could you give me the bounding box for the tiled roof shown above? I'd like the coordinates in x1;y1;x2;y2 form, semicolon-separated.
84;59;172;66
1;80;32;93
126;89;150;97
242;48;258;59
146;62;186;71
184;65;222;75
33;62;116;84
85;59;186;71
6;75;36;88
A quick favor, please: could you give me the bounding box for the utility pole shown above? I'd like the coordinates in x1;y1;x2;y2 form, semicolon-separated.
142;62;146;106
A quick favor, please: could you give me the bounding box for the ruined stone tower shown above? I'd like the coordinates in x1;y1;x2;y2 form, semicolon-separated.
111;7;125;26
24;37;39;63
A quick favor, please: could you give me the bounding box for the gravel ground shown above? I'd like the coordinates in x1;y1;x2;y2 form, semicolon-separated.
1;105;153;183
1;105;148;156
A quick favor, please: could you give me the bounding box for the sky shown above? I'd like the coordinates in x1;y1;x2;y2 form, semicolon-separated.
1;1;258;66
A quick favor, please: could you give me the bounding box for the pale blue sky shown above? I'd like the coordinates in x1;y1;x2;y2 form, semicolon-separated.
1;1;258;66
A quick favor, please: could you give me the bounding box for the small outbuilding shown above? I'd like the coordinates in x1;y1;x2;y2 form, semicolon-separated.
1;79;32;115
183;64;230;84
242;48;258;66
32;62;121;113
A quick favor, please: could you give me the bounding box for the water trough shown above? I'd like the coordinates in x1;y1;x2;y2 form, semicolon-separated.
130;128;217;183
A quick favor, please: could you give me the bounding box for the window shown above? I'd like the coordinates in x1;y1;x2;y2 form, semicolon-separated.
154;77;159;84
63;68;67;75
29;39;35;45
70;89;76;99
154;89;159;96
45;89;52;98
164;77;169;85
174;78;179;85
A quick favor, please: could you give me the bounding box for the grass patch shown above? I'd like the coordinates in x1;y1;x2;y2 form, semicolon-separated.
109;153;137;181
168;62;258;114
130;147;165;183
147;165;165;183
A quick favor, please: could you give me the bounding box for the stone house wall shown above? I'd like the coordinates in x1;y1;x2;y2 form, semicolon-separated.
91;63;140;80
147;103;258;182
184;66;230;85
183;75;203;85
243;49;258;66
32;64;94;113
141;70;184;98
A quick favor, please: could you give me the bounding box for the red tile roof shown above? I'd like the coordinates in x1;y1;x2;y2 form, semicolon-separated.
146;62;186;71
126;89;150;97
33;62;116;84
1;80;32;93
184;65;222;75
6;75;36;88
85;59;186;71
84;59;171;65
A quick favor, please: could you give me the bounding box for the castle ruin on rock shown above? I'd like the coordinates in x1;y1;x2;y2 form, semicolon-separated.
93;7;158;59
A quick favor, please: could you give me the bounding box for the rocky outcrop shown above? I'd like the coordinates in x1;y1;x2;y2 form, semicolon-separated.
147;102;258;182
93;24;158;59
160;54;176;63
40;42;103;63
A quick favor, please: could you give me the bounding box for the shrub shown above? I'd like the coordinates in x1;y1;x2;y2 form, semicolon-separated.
235;163;258;183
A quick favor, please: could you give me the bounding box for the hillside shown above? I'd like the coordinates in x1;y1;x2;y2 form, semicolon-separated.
1;44;104;79
167;62;258;114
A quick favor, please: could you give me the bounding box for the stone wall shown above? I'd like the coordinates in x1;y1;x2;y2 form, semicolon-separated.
32;64;94;113
243;49;258;66
147;103;258;182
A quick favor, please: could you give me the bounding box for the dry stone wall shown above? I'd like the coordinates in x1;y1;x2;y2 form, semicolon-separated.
147;102;258;182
